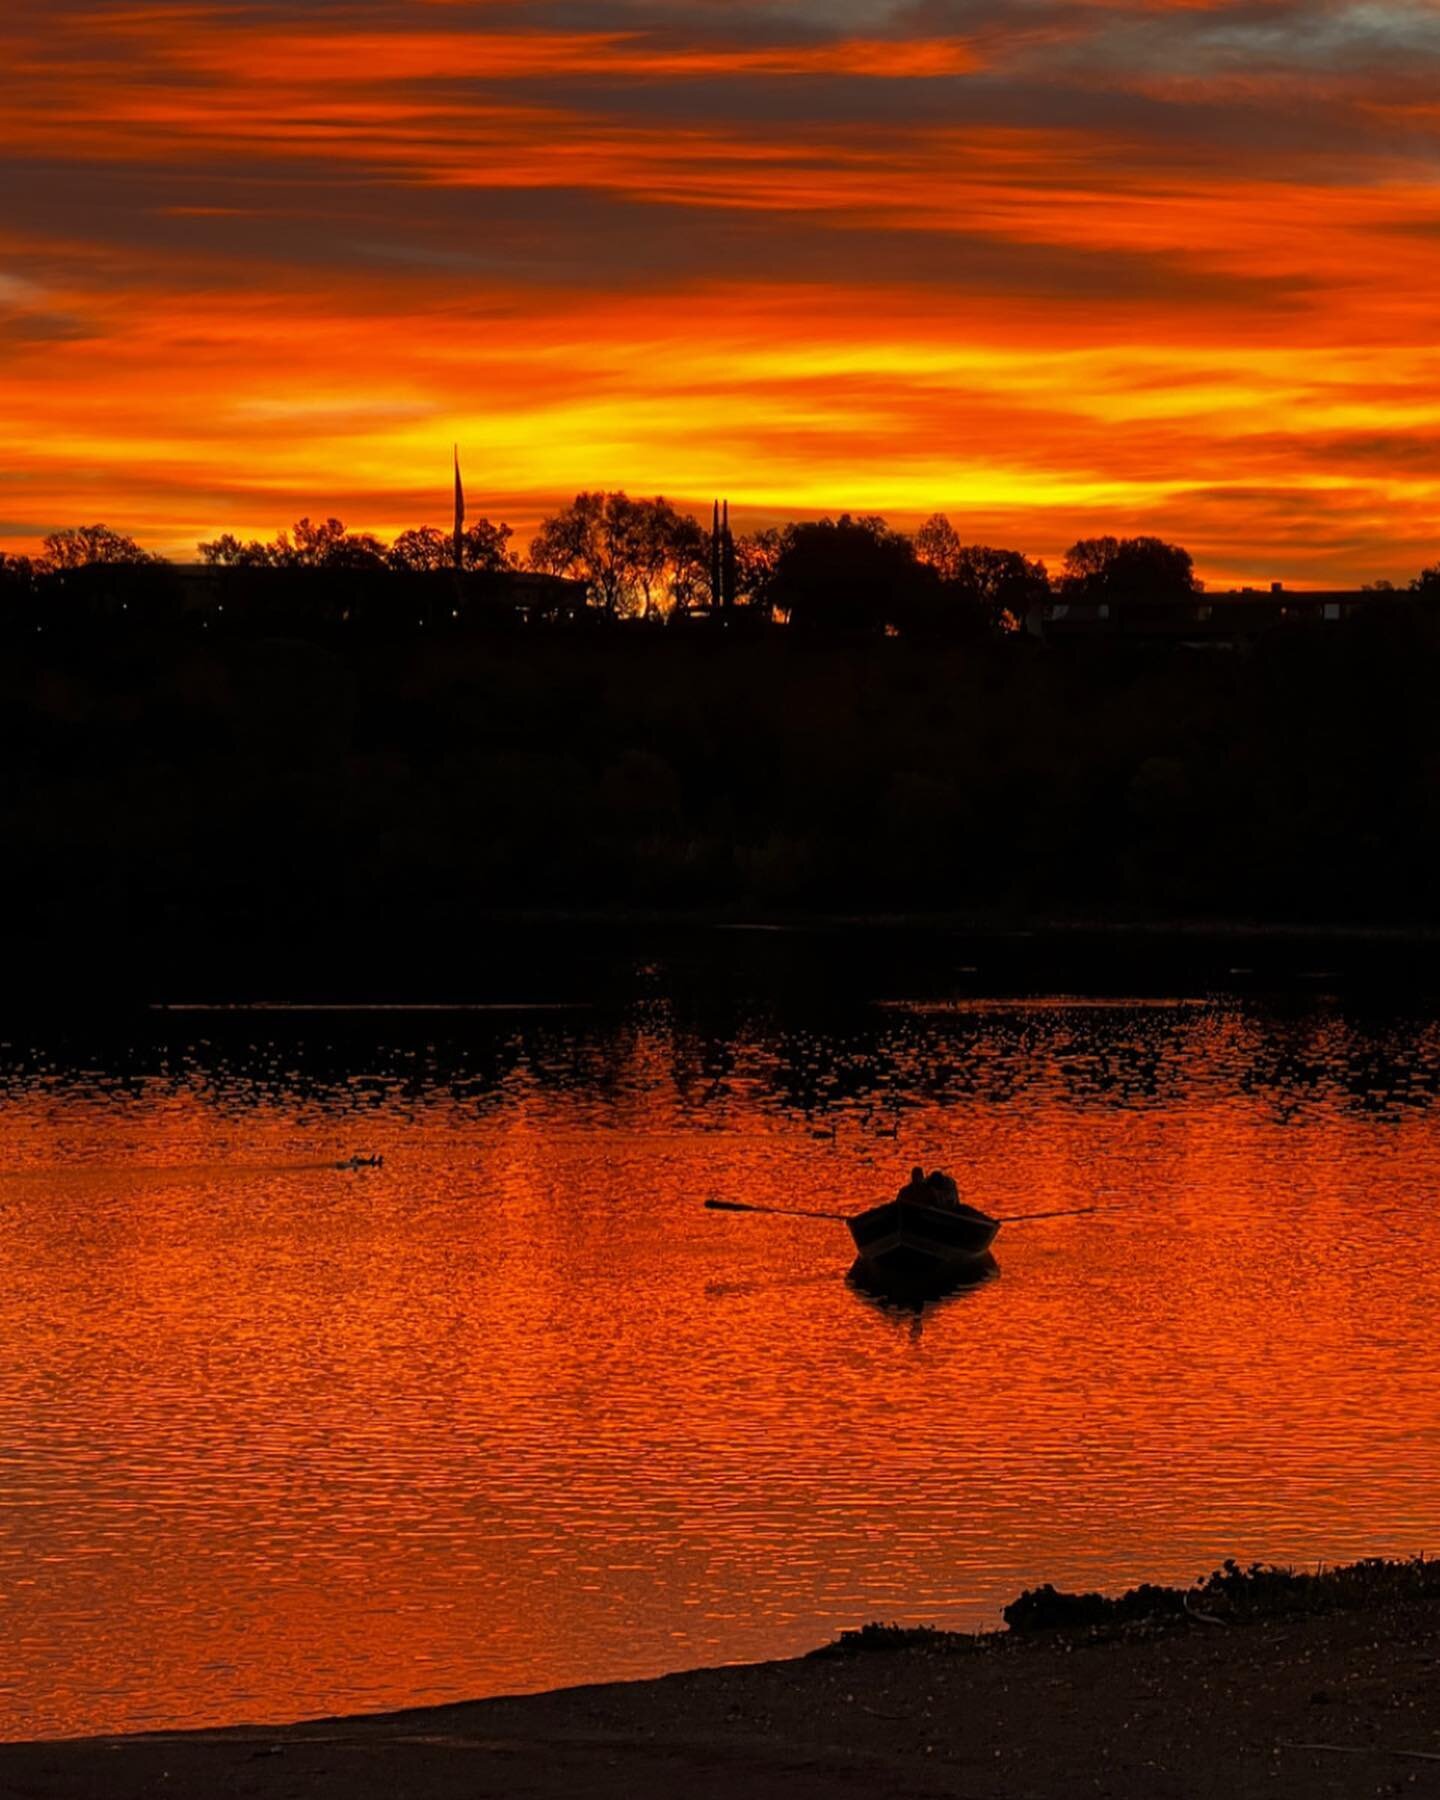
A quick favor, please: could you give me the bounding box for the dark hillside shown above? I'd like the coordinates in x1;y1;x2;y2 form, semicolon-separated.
5;601;1438;995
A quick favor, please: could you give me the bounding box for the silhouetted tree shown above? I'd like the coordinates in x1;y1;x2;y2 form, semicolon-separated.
1061;535;1199;602
385;528;447;573
531;492;628;613
915;515;1048;632
198;533;278;567
657;507;710;616
40;525;161;570
629;499;705;619
732;528;784;615
0;550;36;596
770;515;937;633
464;518;516;574
388;521;514;572
1412;563;1440;601
278;517;387;570
531;493;706;618
0;550;38;629
914;514;964;581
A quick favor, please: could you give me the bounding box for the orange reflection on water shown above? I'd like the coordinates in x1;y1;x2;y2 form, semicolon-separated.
2;1000;1439;1740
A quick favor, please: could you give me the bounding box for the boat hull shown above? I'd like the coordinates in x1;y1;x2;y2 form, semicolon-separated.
847;1250;997;1305
847;1199;1000;1287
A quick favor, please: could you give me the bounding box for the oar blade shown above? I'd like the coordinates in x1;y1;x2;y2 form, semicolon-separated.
705;1196;852;1223
996;1204;1130;1224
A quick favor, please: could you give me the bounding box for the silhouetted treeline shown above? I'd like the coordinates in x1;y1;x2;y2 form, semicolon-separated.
9;504;1434;640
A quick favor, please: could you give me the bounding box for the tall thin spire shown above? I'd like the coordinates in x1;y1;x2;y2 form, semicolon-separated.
711;499;722;611
453;445;466;572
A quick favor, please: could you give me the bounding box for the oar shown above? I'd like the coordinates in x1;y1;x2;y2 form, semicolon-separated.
704;1197;851;1222
996;1204;1129;1224
706;1197;1128;1226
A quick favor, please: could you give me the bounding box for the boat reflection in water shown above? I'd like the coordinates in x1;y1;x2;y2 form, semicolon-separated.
846;1249;999;1313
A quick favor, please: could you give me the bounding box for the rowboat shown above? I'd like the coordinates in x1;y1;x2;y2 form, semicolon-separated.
706;1185;1111;1302
847;1197;1000;1288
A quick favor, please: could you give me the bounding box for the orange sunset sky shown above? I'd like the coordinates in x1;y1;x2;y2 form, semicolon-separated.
2;0;1439;585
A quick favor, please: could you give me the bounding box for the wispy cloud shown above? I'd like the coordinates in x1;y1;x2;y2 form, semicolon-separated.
1;0;1437;580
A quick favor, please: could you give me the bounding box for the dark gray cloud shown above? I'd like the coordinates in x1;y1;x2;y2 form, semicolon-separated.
0;151;1314;313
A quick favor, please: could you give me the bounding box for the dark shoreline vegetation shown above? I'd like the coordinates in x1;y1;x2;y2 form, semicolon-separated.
10;601;1440;995
7;509;1440;1000
830;1556;1440;1650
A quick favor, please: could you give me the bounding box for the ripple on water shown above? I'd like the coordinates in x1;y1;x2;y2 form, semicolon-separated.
2;997;1440;1738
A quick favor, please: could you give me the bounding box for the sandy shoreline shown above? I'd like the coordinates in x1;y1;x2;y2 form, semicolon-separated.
6;1592;1438;1800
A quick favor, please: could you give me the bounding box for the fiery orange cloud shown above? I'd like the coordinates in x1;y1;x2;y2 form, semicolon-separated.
1;2;1438;585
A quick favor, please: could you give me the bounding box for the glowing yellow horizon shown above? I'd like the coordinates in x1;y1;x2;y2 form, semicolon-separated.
3;3;1438;587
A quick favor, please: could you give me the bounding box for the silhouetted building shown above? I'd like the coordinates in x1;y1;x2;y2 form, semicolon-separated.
24;561;587;638
184;563;589;628
1025;584;1374;647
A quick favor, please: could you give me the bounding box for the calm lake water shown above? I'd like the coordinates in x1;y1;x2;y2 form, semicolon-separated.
4;983;1440;1740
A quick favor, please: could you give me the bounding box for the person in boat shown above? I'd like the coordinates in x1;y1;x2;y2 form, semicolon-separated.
928;1168;996;1224
897;1166;963;1210
926;1168;962;1209
897;1165;989;1217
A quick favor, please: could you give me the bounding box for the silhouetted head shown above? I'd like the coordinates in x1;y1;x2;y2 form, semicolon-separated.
910;1165;925;1184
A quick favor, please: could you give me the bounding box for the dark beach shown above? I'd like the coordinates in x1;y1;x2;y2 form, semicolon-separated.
6;1572;1438;1800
